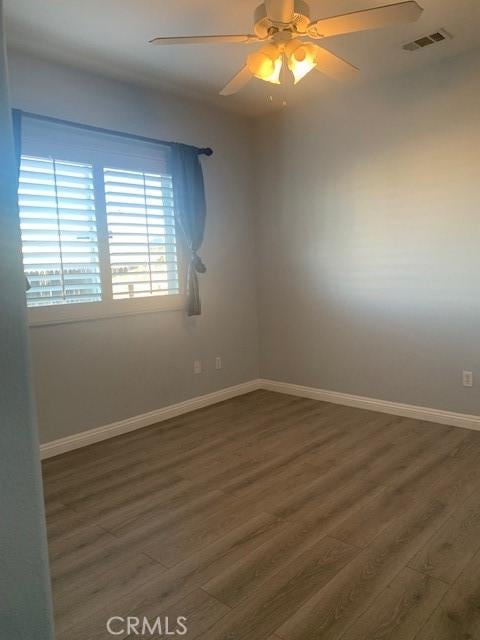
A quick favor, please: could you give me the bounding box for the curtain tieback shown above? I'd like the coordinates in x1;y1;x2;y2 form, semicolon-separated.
190;252;206;274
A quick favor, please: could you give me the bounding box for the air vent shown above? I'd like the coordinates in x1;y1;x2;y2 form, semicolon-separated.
402;28;453;51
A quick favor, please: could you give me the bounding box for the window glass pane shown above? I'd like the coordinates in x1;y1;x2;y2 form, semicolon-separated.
18;155;101;307
104;167;180;300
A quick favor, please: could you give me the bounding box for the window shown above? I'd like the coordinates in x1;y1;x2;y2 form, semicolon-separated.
104;168;179;300
18;117;184;324
19;156;101;307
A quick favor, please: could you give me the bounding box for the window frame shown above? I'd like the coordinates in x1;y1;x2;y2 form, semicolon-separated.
20;135;186;327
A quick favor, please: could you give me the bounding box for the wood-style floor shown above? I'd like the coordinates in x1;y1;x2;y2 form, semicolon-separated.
42;390;480;640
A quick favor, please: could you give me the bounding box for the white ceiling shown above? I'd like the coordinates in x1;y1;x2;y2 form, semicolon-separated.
5;0;480;116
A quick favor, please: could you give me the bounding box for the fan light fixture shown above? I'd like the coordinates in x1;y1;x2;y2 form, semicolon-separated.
149;0;424;96
247;41;319;86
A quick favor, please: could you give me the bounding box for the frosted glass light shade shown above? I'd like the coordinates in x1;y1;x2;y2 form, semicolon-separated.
247;44;283;85
286;42;318;84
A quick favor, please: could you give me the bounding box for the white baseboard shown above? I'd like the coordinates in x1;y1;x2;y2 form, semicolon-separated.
40;379;262;459
259;379;480;432
40;377;480;459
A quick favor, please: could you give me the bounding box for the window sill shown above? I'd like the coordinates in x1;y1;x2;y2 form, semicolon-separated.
28;294;186;327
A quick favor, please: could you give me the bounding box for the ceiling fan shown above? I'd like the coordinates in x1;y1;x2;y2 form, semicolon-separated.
150;0;424;95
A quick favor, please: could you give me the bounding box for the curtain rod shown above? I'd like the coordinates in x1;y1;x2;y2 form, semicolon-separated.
17;110;214;157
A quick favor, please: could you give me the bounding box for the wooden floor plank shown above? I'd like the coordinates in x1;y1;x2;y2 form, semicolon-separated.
328;427;475;549
54;552;165;635
48;525;131;583
276;498;452;640
416;548;480;640
140;492;272;568
338;567;448;640
56;513;284;640
408;488;480;584
202;520;336;607
203;536;358;640
123;589;230;640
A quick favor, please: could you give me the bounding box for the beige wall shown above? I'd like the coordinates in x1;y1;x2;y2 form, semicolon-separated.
8;50;259;443
255;49;480;415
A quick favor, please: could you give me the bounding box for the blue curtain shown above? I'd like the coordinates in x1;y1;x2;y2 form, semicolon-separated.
171;143;207;316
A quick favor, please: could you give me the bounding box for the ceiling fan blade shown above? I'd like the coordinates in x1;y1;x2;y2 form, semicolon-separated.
220;66;254;96
150;34;260;45
264;0;295;24
313;46;359;81
308;1;423;38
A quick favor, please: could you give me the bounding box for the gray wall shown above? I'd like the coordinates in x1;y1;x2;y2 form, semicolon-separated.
8;50;259;443
7;46;480;449
0;13;54;639
255;49;480;416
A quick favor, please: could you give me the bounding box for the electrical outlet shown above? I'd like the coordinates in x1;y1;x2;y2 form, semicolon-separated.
463;370;473;387
215;356;222;370
193;360;202;375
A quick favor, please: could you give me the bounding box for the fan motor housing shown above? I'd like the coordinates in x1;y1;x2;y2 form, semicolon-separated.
254;0;310;38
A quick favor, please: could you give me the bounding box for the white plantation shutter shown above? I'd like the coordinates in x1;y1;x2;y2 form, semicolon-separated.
18;155;101;307
18;115;184;322
104;167;179;299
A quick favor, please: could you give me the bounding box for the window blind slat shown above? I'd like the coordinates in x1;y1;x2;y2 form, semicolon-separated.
109;263;178;272
25;264;100;273
106;211;175;221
